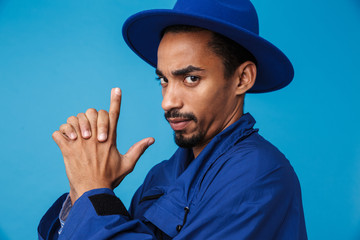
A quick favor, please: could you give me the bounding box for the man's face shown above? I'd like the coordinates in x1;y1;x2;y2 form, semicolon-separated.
157;30;242;153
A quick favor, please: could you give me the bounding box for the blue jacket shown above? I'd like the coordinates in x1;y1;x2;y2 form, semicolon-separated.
38;113;307;239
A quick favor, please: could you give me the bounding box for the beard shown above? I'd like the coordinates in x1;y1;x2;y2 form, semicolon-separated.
165;109;204;148
174;129;205;148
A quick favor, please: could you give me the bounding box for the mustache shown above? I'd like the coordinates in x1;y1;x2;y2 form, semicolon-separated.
164;109;198;123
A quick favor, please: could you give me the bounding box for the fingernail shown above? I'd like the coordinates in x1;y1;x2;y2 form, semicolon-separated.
98;133;107;141
83;130;91;138
114;88;121;95
70;133;77;140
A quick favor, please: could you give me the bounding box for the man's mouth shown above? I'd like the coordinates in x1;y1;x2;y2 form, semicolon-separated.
167;118;192;131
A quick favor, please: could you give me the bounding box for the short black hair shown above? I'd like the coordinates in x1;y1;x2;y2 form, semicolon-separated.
161;25;257;79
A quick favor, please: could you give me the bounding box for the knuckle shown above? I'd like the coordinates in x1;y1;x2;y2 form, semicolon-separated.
86;108;97;115
79;123;90;131
77;116;90;128
67;116;78;124
59;124;68;131
109;111;119;119
52;131;58;139
52;131;62;142
98;109;108;115
112;95;121;102
77;112;85;119
97;124;108;131
86;108;98;121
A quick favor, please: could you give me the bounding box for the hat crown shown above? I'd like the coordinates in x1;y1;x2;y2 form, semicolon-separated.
173;0;259;35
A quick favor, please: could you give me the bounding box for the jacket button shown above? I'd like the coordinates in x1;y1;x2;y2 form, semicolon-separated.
176;225;182;232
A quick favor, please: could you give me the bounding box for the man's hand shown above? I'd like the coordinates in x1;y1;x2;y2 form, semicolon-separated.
52;88;154;204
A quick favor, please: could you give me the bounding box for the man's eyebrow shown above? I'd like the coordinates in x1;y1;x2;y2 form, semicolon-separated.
155;65;205;77
172;65;204;76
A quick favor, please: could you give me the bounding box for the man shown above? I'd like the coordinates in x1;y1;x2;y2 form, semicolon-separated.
38;0;307;239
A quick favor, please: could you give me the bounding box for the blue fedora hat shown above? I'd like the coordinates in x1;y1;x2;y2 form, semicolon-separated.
122;0;294;93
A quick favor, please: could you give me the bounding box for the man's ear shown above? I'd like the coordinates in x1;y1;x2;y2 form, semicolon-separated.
234;61;257;95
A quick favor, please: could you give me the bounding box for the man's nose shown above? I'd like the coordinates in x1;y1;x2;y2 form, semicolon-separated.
161;83;183;112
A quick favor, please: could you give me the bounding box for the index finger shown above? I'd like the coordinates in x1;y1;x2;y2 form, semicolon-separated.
109;88;122;138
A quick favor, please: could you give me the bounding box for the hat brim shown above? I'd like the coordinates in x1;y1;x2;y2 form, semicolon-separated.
122;9;294;93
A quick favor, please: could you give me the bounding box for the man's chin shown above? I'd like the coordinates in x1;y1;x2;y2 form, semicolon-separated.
174;132;204;149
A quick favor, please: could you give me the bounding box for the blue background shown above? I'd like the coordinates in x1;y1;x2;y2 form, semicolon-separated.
0;0;359;239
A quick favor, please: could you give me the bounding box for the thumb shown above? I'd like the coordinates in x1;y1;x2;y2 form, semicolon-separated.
123;137;155;169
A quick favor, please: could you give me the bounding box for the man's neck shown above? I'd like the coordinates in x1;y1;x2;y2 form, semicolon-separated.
192;111;244;158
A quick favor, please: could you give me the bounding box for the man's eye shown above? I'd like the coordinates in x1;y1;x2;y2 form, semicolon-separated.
184;76;200;84
156;77;168;85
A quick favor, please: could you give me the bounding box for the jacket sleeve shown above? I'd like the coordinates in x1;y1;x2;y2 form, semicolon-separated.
38;193;68;240
38;188;157;240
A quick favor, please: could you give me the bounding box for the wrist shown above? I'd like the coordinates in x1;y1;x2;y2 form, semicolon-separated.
70;186;112;205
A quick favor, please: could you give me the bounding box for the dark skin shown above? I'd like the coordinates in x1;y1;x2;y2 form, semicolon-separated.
54;30;256;204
